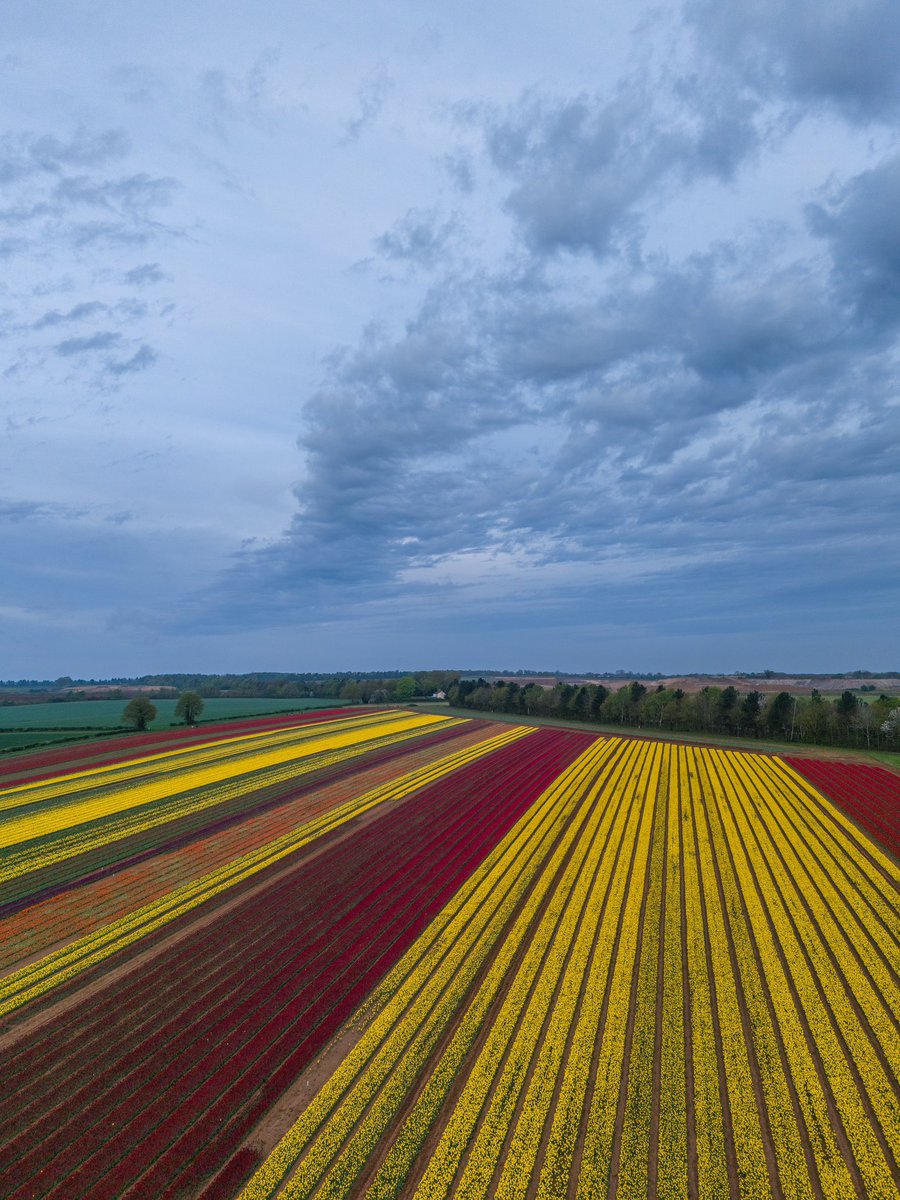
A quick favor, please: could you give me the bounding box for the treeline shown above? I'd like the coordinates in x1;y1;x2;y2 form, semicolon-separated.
448;680;900;751
0;671;460;704
139;671;460;703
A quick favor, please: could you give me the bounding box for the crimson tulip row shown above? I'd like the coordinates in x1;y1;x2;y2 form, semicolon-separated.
784;757;900;857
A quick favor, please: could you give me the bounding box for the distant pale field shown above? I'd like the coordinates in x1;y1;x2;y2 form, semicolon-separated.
0;697;338;735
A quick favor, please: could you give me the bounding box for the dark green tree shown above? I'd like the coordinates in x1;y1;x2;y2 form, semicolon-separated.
175;691;204;725
393;675;417;702
766;691;794;736
716;686;739;729
123;697;157;730
739;690;762;733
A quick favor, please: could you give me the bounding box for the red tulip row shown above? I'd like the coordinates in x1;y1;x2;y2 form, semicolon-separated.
0;706;365;789
783;756;900;858
0;727;591;1200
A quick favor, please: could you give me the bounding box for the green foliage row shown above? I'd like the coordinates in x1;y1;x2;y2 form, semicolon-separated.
448;680;900;751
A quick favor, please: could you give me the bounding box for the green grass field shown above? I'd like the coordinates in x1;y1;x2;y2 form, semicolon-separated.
0;730;83;752
0;696;340;736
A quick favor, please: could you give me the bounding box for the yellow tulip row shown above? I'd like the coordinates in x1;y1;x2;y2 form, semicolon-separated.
3;718;459;884
339;736;641;1200
523;741;661;1199
691;747;813;1200
574;741;663;1199
654;747;688;1200
707;749;898;1199
237;736;621;1200
689;748;773;1197
0;708;403;812
529;741;654;1199
706;746;856;1196
615;743;671;1200
678;748;732;1200
732;754;899;1073
0;722;524;1020
755;756;900;996
1;712;449;852
293;738;624;1200
696;748;816;1200
425;740;658;1200
495;739;645;1200
358;741;625;1200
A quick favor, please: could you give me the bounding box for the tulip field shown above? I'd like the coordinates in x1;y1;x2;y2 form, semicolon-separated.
1;708;897;1199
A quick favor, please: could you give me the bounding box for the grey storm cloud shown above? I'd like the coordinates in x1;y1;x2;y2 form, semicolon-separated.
33;301;108;329
198;50;282;139
123;262;164;285
0;129;178;249
106;343;157;375
54;330;122;356
52;172;179;215
0;127;129;185
687;0;900;124
1;121;177;400
807;155;900;326
480;83;760;259
373;209;461;269
201;107;900;634
343;67;393;143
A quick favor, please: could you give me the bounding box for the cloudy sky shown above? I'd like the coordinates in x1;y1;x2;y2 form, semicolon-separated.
2;0;898;678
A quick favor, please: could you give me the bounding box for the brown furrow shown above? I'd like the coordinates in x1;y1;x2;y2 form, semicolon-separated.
678;751;699;1200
